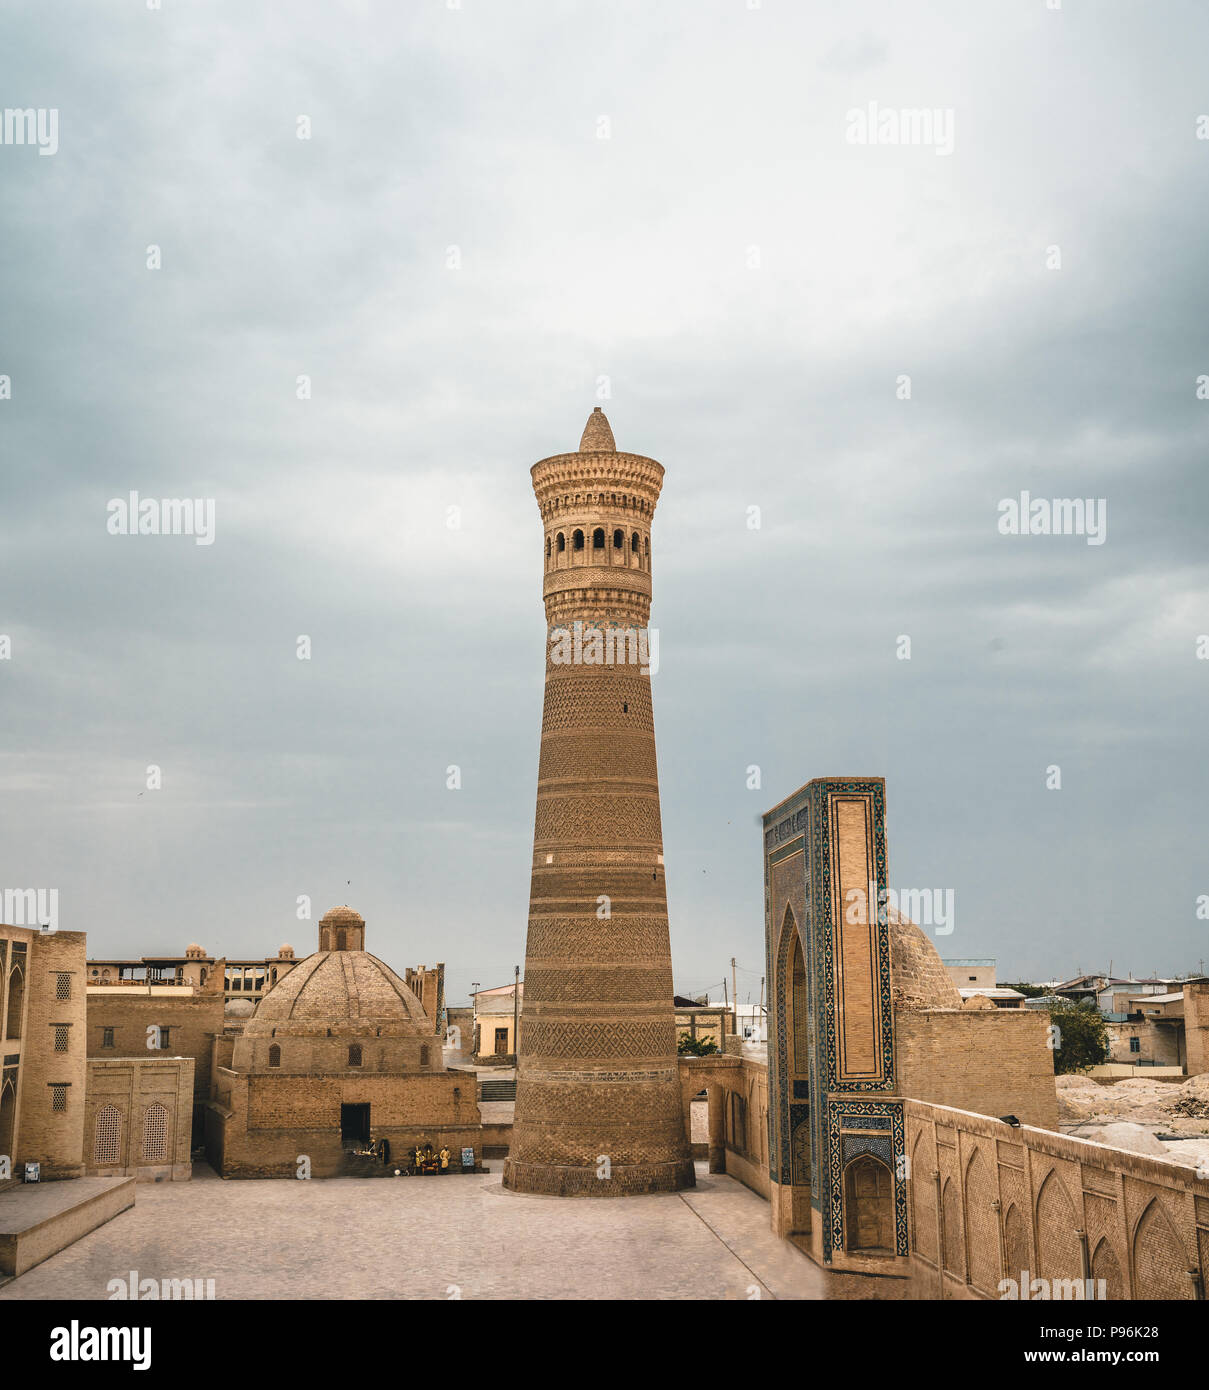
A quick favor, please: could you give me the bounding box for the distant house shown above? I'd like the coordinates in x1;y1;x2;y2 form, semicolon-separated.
472;982;523;1060
941;958;1025;1009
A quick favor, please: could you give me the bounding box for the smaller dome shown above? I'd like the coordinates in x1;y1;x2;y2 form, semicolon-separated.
225;998;255;1018
578;407;616;453
185;943;206;958
278;943;295;958
320;906;364;925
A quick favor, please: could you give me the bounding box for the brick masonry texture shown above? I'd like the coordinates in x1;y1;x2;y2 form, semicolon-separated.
2;928;88;1181
504;409;693;1197
205;908;481;1178
904;1099;1208;1299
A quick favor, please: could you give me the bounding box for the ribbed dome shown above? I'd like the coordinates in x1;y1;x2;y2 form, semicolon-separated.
888;907;962;1010
319;905;364;926
249;951;431;1032
578;406;616;453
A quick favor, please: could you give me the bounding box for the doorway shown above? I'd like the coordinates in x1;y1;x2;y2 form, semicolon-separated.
340;1103;370;1145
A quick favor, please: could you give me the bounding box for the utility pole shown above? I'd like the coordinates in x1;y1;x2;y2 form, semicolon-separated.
731;957;738;1024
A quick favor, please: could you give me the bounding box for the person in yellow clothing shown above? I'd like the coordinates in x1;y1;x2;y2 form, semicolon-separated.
439;1146;450;1173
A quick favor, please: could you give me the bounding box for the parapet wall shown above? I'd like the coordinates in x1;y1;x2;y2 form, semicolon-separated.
904;1098;1207;1300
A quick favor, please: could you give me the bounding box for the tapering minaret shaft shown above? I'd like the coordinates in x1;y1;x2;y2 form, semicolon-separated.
502;408;694;1196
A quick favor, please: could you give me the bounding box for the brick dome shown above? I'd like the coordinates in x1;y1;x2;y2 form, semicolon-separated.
888;907;962;1010
319;906;364;927
248;950;430;1035
317;904;366;952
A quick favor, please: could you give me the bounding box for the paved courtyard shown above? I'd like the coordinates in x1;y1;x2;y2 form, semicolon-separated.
0;1161;827;1301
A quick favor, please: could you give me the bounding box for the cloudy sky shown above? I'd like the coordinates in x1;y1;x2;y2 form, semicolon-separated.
3;1;1207;1004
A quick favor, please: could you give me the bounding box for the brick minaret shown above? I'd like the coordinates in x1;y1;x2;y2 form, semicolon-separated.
503;407;694;1196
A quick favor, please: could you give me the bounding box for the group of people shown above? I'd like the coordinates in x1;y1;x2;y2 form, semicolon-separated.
350;1136;459;1174
413;1143;451;1175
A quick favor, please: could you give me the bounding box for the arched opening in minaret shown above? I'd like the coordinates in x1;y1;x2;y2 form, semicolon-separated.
556;532;565;551
573;529;584;551
643;536;650;570
631;531;640;567
592;528;605;550
612;528;623;549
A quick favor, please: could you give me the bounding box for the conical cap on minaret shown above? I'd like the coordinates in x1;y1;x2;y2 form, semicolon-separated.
578;406;616;453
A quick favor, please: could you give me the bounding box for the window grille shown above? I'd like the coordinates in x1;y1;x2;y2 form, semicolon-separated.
94;1104;122;1163
141;1103;169;1162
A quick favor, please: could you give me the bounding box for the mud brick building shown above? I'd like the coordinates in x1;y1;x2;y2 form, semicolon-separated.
0;926;88;1182
86;967;226;1143
205;906;480;1178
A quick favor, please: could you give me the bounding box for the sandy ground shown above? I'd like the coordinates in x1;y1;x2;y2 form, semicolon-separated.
1056;1072;1209;1170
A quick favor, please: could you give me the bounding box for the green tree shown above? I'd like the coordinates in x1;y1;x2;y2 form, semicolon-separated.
677;1032;719;1057
1043;998;1109;1074
1000;981;1049;999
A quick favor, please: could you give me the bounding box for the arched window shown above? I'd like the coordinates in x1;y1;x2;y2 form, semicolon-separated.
348;1043;362;1067
545;536;551;558
93;1103;122;1165
0;1077;17;1162
141;1103;168;1163
613;528;623;549
5;967;24;1039
556;532;566;552
573;529;584;551
268;1044;281;1068
592;527;605;549
631;531;640;553
336;928;347;951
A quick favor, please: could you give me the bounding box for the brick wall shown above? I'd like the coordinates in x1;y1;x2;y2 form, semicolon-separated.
207;1067;481;1178
10;930;87;1179
1184;983;1209;1077
896;1007;1059;1131
86;987;225;1124
84;1057;193;1181
904;1099;1206;1299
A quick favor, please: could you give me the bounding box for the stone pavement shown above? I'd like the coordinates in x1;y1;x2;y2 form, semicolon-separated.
0;1161;828;1300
